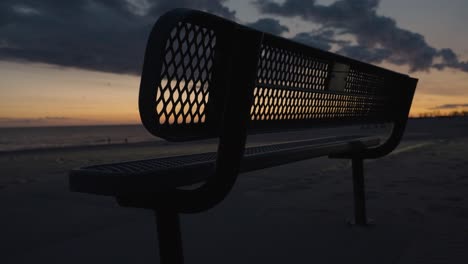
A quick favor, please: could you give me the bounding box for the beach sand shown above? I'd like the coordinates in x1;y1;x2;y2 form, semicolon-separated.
0;118;467;263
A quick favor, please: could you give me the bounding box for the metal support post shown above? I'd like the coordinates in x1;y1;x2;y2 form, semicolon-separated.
352;158;367;225
155;210;184;264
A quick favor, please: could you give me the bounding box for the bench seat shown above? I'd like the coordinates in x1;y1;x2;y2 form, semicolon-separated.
70;135;379;196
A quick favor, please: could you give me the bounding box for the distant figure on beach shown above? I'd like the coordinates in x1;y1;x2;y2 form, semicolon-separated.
124;138;128;144
107;137;111;144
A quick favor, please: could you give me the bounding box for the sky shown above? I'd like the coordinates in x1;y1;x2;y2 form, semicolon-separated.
0;0;467;127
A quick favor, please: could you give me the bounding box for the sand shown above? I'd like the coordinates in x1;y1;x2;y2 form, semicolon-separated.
0;118;467;263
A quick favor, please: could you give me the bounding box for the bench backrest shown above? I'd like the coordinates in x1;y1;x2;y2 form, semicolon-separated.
139;9;417;142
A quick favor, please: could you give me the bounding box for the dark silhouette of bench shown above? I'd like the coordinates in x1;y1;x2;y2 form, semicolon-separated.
69;9;417;264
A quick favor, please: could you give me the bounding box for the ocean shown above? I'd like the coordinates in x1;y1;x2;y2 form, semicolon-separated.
0;125;160;152
2;118;463;153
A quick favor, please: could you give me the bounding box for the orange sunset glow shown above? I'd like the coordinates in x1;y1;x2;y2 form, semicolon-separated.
1;59;467;127
1;0;467;127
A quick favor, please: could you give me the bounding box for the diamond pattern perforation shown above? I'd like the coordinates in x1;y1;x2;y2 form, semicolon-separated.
155;22;216;125
345;68;385;95
257;45;330;90
251;43;391;124
250;87;387;122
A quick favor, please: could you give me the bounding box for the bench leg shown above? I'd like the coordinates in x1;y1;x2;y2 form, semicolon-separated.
352;158;367;225
155;210;184;264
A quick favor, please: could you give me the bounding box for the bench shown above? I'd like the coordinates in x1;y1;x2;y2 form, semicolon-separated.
69;8;417;264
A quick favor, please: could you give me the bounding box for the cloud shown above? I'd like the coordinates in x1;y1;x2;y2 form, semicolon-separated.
254;0;468;73
2;0;466;75
338;45;391;64
147;0;234;19
0;0;235;75
292;29;350;51
429;104;468;110
293;32;331;51
246;18;289;36
434;49;468;72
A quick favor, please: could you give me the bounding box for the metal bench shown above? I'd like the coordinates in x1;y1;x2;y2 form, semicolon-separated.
69;8;417;264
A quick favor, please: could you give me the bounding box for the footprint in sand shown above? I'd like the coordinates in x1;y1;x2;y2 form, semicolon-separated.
366;191;380;200
426;204;468;219
454;208;468;219
396;191;409;196
329;191;348;199
418;195;432;201
444;196;464;202
16;178;29;184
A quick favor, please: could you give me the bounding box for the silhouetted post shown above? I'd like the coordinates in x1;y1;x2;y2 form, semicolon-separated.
155;210;184;264
352;158;367;225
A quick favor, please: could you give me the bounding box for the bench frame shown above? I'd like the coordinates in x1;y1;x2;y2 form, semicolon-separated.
71;9;417;264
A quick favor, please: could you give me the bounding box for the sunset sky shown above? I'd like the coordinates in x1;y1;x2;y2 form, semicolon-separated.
1;0;467;127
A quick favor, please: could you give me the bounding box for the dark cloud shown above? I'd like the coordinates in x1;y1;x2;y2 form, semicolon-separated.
147;0;234;19
434;49;468;72
430;104;468;110
246;18;289;36
255;0;468;73
338;45;391;64
292;29;350;51
293;32;331;51
0;0;235;75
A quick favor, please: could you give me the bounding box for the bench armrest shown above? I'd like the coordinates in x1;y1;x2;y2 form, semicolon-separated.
330;77;417;159
139;9;264;213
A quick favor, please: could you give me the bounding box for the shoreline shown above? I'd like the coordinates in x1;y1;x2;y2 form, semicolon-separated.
0;139;164;156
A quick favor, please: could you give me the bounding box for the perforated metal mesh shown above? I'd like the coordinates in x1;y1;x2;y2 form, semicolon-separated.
85;153;217;174
257;44;329;90
250;87;388;121
250;42;391;126
345;68;386;95
155;22;216;125
74;135;370;176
